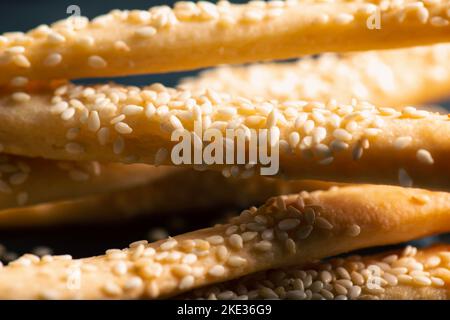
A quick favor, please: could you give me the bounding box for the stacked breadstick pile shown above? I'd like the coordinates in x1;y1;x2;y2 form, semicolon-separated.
0;0;450;299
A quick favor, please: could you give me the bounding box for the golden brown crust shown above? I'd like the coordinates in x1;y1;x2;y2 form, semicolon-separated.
1;1;449;86
0;185;449;299
184;245;450;300
180;44;450;109
0;83;449;189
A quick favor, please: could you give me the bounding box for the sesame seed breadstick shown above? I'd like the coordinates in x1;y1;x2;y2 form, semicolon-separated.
180;44;450;109
0;166;333;227
0;154;174;211
0;83;449;189
0;185;449;299
185;244;450;300
1;0;450;86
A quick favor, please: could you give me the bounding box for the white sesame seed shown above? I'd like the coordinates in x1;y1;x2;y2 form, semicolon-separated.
228;234;244;249
10;76;28;87
12;55;30;68
97;127;110;146
315;217;333;230
398;168;413;187
334;13;354;24
227;256;247;268
416;149;434;165
47;32;66;44
61;107;76;121
430;16;449;27
11;92;30;103
253;240;272;252
123;105;144;115
285;238;296;255
112;261;128;276
208;265;226;277
88;55;107;68
345;224;361;237
160;239;177;251
115;122;133;135
206;235;224;245
333;129;352;142
43;53;62;66
87;111;101;132
394;136;412;150
278;218;300;231
135;26;157;37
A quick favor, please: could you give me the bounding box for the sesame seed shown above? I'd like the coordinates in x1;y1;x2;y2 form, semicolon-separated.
227;256;247;268
113;137;125;154
208;265;226;277
124;277;143;291
12;54;30;68
278;218;300;231
102;282;122;296
416;149;434;165
135;26;157;37
85;110;101;132
112;261;128;276
11;92;30;103
206;235;224;245
97;127;110;146
334;13;354;24
47;32;66;44
285;238;296;255
430;16;449;26
115;122;133;135
241;232;258;242
228;234;244;249
179;275;195;290
398;168;413;187
43;53;62;66
160;239;178;251
110;114;126;125
88;55;107;68
333;129;352;142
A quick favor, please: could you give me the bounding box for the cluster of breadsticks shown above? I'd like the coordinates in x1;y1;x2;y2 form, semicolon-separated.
0;0;450;299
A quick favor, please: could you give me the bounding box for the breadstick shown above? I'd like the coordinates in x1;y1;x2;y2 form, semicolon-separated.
0;169;333;227
0;154;176;211
1;0;450;86
0;185;449;299
185;244;450;300
180;44;450;109
0;83;449;189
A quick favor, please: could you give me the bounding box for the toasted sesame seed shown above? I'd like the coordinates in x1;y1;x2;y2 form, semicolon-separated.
345;224;361;237
253;240;272;252
206;235;224;245
241;232;258;242
10;76;28;87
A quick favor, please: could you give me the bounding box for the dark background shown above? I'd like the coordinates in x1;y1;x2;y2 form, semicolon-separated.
0;1;448;263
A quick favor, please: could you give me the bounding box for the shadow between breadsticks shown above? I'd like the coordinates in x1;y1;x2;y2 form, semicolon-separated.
0;83;449;189
0;185;449;299
1;1;450;86
180;44;450;109
0;167;334;227
184;244;450;300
